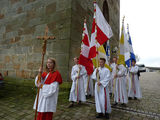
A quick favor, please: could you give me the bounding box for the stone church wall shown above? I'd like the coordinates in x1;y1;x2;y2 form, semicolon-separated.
0;0;120;81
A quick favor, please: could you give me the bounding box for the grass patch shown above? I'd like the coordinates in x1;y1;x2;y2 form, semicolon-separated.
0;77;71;105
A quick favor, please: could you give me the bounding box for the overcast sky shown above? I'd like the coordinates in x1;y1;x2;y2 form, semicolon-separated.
120;0;160;67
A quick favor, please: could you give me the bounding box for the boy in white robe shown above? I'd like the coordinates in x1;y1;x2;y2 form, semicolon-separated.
114;64;128;106
92;58;111;119
128;59;142;99
69;57;86;106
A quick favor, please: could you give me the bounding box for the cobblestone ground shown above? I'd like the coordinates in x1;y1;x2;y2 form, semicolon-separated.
0;72;160;120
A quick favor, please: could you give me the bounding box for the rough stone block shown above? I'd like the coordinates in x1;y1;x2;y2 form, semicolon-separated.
8;70;16;77
27;9;36;20
45;2;56;15
0;14;4;19
30;70;38;78
27;62;34;70
0;26;6;33
6;24;13;33
27;0;36;3
17;7;23;14
28;17;42;27
55;53;69;66
10;0;21;4
58;67;69;81
13;63;21;70
52;40;70;54
56;0;71;12
4;56;11;63
10;36;20;43
6;31;18;39
0;63;4;69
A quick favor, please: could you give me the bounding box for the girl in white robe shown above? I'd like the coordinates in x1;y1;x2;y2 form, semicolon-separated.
128;60;142;99
114;64;128;105
33;58;62;120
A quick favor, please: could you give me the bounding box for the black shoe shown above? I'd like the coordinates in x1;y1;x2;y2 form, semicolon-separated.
121;103;127;107
128;97;132;100
78;101;82;105
86;95;89;99
105;113;110;119
86;95;91;99
68;103;74;108
113;102;118;106
96;113;103;118
134;97;137;100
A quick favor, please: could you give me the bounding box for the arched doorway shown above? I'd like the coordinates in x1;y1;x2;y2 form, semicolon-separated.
103;0;109;23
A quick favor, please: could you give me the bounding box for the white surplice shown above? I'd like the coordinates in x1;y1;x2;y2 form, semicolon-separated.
69;64;86;102
114;64;128;104
109;63;117;93
33;76;59;112
128;65;142;99
84;74;94;96
92;67;111;114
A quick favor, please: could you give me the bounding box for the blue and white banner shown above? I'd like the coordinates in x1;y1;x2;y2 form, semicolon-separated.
125;27;136;67
106;40;110;62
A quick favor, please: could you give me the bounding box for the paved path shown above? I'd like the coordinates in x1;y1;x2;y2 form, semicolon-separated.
0;72;160;120
54;72;160;120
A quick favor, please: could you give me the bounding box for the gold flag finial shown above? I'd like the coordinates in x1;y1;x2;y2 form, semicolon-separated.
84;17;87;23
122;16;125;24
127;23;129;29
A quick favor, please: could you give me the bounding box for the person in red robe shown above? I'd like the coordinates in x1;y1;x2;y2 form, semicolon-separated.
33;58;62;120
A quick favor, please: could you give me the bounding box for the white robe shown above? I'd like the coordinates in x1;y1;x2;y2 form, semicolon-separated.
109;63;117;93
128;66;142;99
92;67;111;114
84;74;94;96
33;76;59;112
69;65;86;102
124;68;128;86
114;64;128;104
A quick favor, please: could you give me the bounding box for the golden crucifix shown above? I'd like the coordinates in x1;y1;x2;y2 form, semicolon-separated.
34;26;55;120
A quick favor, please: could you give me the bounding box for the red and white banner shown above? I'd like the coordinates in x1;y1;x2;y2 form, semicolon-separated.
89;2;113;59
79;20;93;75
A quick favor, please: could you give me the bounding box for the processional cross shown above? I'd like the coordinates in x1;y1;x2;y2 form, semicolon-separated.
34;26;55;120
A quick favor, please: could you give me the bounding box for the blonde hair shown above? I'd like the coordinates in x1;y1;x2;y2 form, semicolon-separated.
45;58;57;73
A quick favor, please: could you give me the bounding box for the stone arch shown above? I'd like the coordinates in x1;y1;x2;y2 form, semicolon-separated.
103;0;109;51
103;0;109;23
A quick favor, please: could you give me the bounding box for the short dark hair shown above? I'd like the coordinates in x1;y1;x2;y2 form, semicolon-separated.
113;56;117;59
74;57;79;60
100;58;106;63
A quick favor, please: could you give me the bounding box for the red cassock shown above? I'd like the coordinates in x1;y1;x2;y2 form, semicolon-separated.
0;73;3;80
41;70;62;85
37;70;62;120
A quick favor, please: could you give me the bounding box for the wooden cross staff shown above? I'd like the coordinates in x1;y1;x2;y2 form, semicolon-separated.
34;26;55;120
